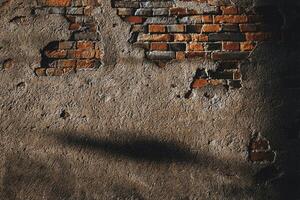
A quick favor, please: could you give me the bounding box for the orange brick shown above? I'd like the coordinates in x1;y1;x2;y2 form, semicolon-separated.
188;43;204;51
192;79;208;89
202;24;221;33
148;24;166;33
45;50;67;58
240;41;256;51
202;15;213;23
77;41;94;49
67;50;83;58
150;42;168;51
222;42;240;51
77;59;95;69
68;50;95;59
214;15;248;24
57;59;76;68
220;6;238;15
191;34;208;42
44;0;71;7
69;23;81;30
138;34;171;42
81;50;95;59
174;34;191;42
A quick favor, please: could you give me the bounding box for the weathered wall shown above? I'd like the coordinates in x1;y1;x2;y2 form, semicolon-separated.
0;0;299;199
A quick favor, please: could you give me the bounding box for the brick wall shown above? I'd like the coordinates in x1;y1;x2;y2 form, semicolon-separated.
32;0;281;90
34;0;104;76
112;0;280;89
249;134;276;163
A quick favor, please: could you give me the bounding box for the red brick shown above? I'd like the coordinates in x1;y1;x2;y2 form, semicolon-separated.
245;32;271;41
148;24;166;33
67;50;83;58
77;59;95;69
239;24;257;32
57;59;76;68
77;41;94;49
188;43;204;51
191;34;208;42
150;42;168;51
174;34;191;42
202;15;213;23
192;79;208;88
124;16;144;24
220;6;238;15
44;0;71;7
45;50;67;58
240;41;256;51
69;23;81;31
138;34;172;42
222;42;240;51
81;50;96;59
202;24;221;33
214;15;248;24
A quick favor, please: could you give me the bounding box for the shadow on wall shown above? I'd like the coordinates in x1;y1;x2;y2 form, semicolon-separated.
56;131;249;172
58;133;197;164
1;153;76;200
253;0;300;199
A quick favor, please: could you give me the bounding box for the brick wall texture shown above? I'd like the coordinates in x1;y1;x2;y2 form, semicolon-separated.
34;0;104;76
112;0;280;89
32;0;280;91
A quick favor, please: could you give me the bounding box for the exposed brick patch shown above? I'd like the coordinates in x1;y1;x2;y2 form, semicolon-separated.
112;0;281;89
34;0;104;76
249;134;276;163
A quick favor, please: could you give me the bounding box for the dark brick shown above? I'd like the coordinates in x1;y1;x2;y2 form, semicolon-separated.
211;52;249;60
209;33;245;42
168;43;186;51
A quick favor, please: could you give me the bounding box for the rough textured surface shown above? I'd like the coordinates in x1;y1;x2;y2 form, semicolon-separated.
0;0;300;199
